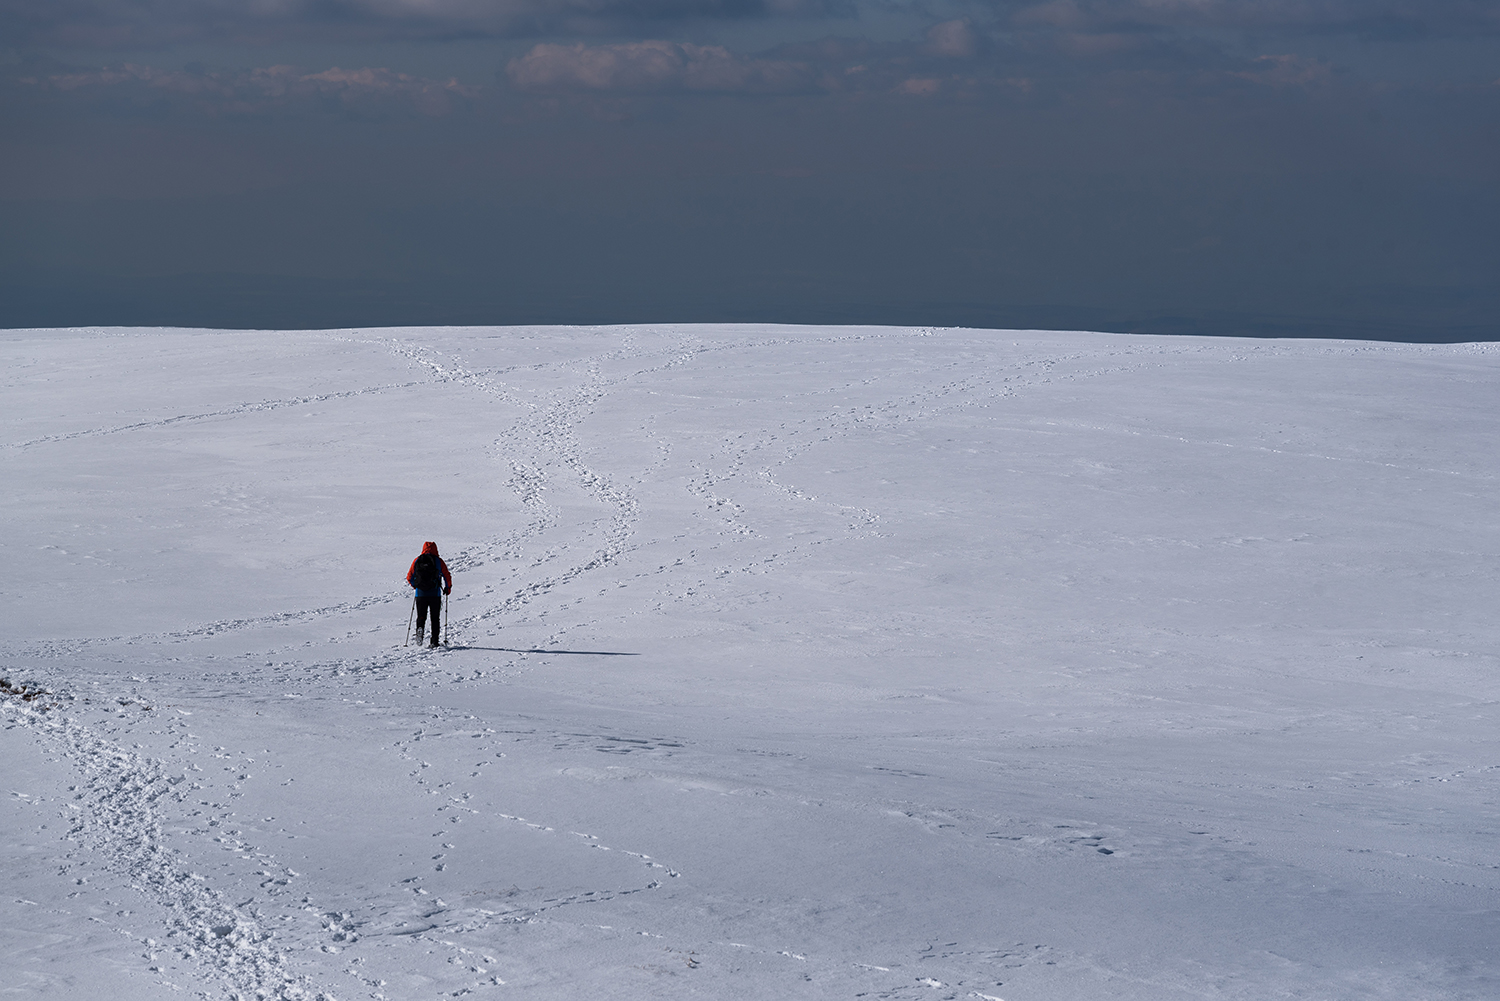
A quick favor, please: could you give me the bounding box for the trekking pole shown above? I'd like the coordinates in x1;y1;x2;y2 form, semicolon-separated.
444;591;451;647
405;596;416;646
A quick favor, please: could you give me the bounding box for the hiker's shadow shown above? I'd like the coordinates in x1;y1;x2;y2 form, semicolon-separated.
446;646;639;657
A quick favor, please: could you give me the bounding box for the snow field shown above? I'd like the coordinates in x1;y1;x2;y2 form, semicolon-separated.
2;324;1498;1000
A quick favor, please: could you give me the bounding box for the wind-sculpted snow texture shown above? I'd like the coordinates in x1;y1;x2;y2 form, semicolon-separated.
2;325;1498;1000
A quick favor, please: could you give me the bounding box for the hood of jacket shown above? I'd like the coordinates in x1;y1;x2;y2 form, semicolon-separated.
421;541;439;557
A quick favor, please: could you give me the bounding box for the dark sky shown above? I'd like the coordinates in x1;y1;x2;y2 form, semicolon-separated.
3;1;1498;337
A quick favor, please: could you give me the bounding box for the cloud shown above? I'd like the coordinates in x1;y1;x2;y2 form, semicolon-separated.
998;0;1500;39
924;19;979;59
1232;53;1333;87
896;77;943;96
507;40;816;92
971;1;1500;88
0;0;853;48
503;32;1046;102
23;62;477;115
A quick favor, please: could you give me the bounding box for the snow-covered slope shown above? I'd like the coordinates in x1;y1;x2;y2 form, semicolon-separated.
2;325;1497;1001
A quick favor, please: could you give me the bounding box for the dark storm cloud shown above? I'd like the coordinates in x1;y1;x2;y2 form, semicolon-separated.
0;0;851;48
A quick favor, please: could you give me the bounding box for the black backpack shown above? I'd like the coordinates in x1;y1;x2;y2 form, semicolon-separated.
412;552;441;591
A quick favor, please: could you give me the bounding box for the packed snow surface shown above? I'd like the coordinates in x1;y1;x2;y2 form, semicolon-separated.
2;324;1497;1001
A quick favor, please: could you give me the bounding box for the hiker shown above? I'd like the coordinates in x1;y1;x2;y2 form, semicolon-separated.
406;541;452;647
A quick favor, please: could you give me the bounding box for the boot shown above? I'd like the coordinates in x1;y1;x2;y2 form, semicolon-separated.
430;636;440;648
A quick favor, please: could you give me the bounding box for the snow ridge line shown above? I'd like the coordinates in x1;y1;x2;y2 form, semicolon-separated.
4;695;333;1001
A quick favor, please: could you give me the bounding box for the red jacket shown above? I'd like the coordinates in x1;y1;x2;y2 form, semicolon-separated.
407;541;452;596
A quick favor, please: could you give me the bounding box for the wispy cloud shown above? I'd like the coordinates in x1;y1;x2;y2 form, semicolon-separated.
507;40;817;93
504;27;1031;99
997;0;1500;38
500;16;1360;102
1232;53;1333;88
923;19;981;59
23;63;476;115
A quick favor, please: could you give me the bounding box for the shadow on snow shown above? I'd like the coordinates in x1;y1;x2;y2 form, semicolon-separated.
444;645;639;656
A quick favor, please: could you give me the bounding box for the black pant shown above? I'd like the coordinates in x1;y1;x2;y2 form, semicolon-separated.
415;595;441;642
